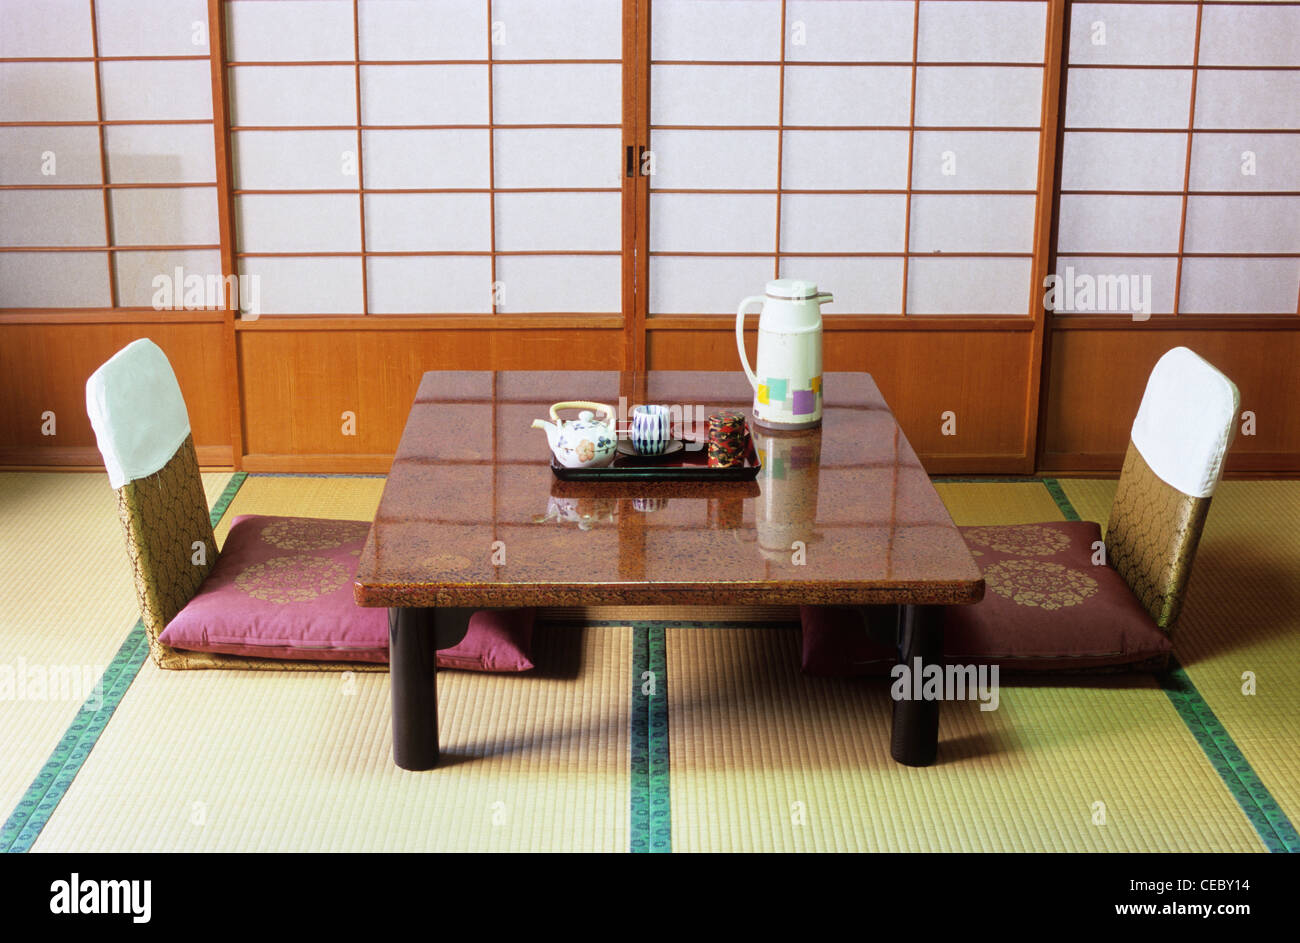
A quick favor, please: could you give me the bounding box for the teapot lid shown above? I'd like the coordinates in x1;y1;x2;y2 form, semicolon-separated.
767;278;820;300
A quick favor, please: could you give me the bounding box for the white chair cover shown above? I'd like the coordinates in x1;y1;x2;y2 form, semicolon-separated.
85;339;192;489
1130;346;1240;499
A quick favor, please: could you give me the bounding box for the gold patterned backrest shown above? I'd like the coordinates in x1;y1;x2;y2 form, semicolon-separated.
1106;442;1211;630
1105;348;1239;632
115;433;217;665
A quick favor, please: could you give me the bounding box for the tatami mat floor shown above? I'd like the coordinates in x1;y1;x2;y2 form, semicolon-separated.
0;471;230;824
2;472;1296;852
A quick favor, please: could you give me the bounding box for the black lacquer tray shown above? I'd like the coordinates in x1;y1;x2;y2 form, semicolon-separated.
550;436;761;481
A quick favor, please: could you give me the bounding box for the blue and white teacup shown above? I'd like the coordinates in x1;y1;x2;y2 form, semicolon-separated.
630;404;671;455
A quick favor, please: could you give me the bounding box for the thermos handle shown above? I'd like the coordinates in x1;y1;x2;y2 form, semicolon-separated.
735;295;764;390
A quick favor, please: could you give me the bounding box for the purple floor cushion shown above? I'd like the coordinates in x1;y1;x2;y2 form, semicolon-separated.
162;514;537;670
800;522;1173;675
161;515;389;662
438;609;536;672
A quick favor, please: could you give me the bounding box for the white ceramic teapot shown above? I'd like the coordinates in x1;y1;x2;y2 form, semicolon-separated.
532;401;619;468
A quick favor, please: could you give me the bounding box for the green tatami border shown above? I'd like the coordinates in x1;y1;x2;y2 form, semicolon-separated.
1042;478;1297;853
1;472;247;853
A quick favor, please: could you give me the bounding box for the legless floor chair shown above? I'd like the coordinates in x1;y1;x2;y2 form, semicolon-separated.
802;346;1240;675
87;339;536;672
86;339;388;671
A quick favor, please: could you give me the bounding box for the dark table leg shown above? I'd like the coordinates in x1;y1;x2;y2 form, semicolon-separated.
891;604;944;767
389;607;473;771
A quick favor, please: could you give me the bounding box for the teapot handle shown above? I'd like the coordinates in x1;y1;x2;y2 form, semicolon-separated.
735;295;764;390
550;401;617;426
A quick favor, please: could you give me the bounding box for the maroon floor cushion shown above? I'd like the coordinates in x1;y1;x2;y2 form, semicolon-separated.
801;521;1173;674
161;514;535;670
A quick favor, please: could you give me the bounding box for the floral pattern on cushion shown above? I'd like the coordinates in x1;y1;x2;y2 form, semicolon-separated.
983;559;1099;610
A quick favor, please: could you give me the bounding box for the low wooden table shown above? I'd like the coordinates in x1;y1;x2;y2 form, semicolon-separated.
354;370;983;770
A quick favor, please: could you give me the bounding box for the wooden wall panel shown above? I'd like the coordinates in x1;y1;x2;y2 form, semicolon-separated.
0;320;234;467
1040;326;1300;474
238;324;624;472
647;324;1036;474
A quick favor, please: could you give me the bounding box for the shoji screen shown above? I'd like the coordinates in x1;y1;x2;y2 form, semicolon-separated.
647;0;1050;317
226;0;624;317
0;0;218;309
1056;1;1300;317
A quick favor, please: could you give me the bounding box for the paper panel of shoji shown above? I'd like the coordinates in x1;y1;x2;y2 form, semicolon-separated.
781;195;907;253
105;124;216;184
365;194;493;252
0;127;102;185
359;65;489;125
238;257;365;315
0;63;99;122
233;130;358;190
491;0;623;59
96;0;210;57
1056;1;1300;318
1184;196;1300;254
494;63;621;125
652;0;783;60
1061;131;1188;191
910;195;1037;253
1198;5;1300;67
494;256;623;313
1063;69;1192;129
785;0;915;61
650;130;779;190
784;131;910;189
356;0;485;60
110;188;220;246
0;0;92;57
236;194;362;253
1066;2;1198;66
0;0;216;310
650;256;775;315
1056;194;1184;254
911;131;1040;189
917;1;1046;62
225;0;355;62
367;257;494;314
1188;133;1300;192
907;258;1033;315
1193;71;1300;129
115;250;222;308
781;257;905;315
1179;258;1300;314
99;61;213;122
496;193;621;252
0;190;105;246
649;0;1049;317
0;252;110;308
229;66;357;127
361;130;492;189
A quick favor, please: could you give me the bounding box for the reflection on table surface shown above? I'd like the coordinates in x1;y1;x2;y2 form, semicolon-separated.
355;371;981;605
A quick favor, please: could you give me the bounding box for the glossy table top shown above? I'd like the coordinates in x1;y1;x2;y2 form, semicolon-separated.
354;371;983;608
